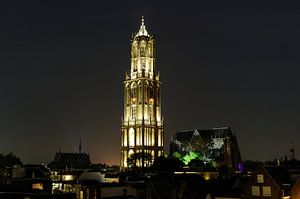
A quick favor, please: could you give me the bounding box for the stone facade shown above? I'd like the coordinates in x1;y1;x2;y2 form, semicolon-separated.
120;17;164;169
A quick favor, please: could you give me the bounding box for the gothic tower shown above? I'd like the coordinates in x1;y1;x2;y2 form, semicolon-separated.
120;17;164;169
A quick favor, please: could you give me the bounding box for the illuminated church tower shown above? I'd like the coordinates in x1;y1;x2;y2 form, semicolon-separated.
120;17;164;169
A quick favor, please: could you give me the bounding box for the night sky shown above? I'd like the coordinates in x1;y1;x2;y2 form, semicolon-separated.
0;1;299;164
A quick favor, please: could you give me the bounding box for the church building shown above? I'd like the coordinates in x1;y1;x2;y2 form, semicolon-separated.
120;17;164;169
170;127;242;171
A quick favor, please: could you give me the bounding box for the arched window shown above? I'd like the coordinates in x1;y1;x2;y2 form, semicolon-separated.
140;41;146;57
136;128;140;146
131;82;137;98
156;87;160;105
123;129;127;147
149;83;154;99
131;106;136;120
125;84;130;104
129;128;135;147
138;81;142;103
144;81;149;103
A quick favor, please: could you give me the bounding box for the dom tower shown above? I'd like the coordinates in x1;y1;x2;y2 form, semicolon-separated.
120;17;164;169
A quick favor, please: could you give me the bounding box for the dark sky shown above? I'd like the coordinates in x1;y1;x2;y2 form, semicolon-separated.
0;1;300;164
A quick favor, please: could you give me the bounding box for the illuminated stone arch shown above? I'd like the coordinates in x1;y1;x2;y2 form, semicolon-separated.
137;81;142;102
140;40;146;57
125;83;130;104
131;82;137;98
129;127;135;147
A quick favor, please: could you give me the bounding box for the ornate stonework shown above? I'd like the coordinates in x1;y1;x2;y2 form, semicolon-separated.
120;17;164;169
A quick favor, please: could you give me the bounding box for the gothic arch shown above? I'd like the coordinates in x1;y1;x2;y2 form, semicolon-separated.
131;82;137;98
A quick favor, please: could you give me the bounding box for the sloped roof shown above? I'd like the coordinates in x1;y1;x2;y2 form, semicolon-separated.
265;166;292;187
135;16;150;37
48;152;91;170
174;127;233;142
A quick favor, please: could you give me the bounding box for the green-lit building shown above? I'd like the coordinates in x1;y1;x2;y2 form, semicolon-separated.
169;127;242;171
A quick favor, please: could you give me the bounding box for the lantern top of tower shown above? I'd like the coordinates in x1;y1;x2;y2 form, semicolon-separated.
135;16;150;37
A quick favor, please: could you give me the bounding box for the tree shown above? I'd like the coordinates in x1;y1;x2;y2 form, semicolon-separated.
127;152;152;169
188;158;205;169
152;155;183;173
0;153;22;178
0;152;22;169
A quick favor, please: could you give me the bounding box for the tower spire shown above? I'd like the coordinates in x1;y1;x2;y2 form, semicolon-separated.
290;140;295;160
79;137;82;153
136;16;149;37
141;16;145;26
121;18;164;170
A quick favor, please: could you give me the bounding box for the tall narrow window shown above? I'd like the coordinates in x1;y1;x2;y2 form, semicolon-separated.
123;129;127;147
152;129;155;146
136;128;140;146
140;41;146;57
131;83;137;98
158;130;161;146
131;106;136;120
149;86;154;99
124;151;127;167
138;81;142;103
129;128;135;147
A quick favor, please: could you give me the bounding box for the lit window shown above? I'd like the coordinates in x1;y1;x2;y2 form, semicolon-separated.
131;106;136;120
252;186;260;196
124;151;127;167
123;130;127;147
128;149;134;162
158;130;161;146
32;183;43;190
129;128;135;147
257;174;264;183
152;129;155;146
263;186;271;196
136;128;140;146
62;175;73;181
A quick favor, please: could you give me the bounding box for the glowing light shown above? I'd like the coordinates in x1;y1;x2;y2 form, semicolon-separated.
123;130;127;146
158;130;161;146
182;151;199;165
62;175;73;181
121;18;164;169
203;172;210;180
129;128;135;147
32;183;43;190
124;151;127;167
173;151;217;167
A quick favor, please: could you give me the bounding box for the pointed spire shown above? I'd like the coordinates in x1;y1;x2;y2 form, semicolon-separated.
290;140;295;160
136;16;150;37
79;137;82;153
141;15;144;26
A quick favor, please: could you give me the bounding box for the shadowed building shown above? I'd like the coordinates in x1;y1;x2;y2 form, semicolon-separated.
48;152;91;170
48;140;91;170
170;127;242;171
242;165;292;198
120;17;164;170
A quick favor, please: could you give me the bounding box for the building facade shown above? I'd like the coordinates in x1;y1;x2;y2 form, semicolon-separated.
169;127;242;171
242;165;292;198
120;17;164;169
